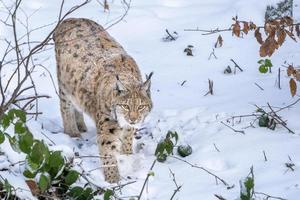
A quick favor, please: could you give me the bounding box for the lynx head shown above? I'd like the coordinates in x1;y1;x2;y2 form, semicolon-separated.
114;73;153;128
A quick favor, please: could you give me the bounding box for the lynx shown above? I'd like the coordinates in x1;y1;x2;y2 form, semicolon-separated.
53;18;153;183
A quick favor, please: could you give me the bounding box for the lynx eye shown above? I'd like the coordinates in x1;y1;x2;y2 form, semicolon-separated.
138;105;146;111
120;104;130;110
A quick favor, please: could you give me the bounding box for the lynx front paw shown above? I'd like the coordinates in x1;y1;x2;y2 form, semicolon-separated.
77;122;87;132
122;146;133;155
64;127;81;137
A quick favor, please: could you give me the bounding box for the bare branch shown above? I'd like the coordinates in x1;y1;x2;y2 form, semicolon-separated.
170;156;231;187
104;0;131;30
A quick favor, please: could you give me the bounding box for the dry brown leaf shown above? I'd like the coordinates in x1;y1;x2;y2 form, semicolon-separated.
296;24;300;37
289;78;297;97
277;29;286;46
283;16;293;26
232;22;241;37
259;37;278;57
259;44;267;57
265;23;273;35
270;19;280;27
249;22;257;30
26;180;40;196
285;29;297;42
243;22;249;34
287;65;294;76
295;71;300;81
255;28;264;44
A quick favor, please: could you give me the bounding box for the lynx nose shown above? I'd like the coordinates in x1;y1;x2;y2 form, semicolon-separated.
129;118;138;124
129;113;138;124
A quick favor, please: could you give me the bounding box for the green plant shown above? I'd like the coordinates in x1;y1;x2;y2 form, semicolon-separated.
0;178;20;200
155;131;179;162
257;110;277;130
0;109;99;199
258;59;273;73
240;168;255;200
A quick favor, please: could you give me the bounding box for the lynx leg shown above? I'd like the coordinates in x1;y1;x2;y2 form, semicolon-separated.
59;90;81;137
121;128;135;155
96;117;122;183
75;110;87;132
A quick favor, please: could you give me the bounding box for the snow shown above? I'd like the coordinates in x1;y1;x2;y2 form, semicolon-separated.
1;0;300;199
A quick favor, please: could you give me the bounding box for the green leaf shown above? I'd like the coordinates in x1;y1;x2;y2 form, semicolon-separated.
68;186;84;198
49;151;64;168
156;153;167;162
19;132;33;154
8;136;21;153
82;187;93;200
155;141;165;156
148;171;155;176
259;65;268;73
30;143;44;164
23;169;36;178
164;139;174;155
26;155;40;172
65;170;80;185
177;145;193;157
264;59;272;68
8;109;26;123
14;110;26;122
14;121;26;134
4;179;12;197
166;131;179;145
104;189;114;200
1;115;11;129
258;115;269;127
244;177;254;193
30;141;49;165
38;174;50;192
48;151;65;178
0;132;5;144
257;59;264;64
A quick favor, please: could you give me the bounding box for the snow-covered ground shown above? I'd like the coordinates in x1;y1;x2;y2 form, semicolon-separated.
1;0;300;199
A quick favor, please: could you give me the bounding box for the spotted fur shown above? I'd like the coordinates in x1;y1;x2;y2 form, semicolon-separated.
54;18;153;183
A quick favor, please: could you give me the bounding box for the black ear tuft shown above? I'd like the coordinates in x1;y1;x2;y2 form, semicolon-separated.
143;72;153;95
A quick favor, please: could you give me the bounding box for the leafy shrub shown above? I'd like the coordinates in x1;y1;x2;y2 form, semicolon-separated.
0;109;98;199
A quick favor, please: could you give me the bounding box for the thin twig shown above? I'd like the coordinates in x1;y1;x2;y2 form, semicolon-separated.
137;159;157;200
104;0;131;30
213;143;221;152
165;29;176;41
278;67;281;89
170;156;231;187
263;150;267;162
221;121;245;134
255;192;287;200
169;168;182;200
267;103;295;134
230;59;243;72
254;82;264;91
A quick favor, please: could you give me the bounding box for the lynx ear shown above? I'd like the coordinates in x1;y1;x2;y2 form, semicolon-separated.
115;75;127;93
142;72;153;95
